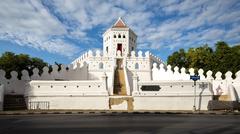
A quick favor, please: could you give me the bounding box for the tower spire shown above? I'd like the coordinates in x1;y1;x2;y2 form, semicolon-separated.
112;17;127;28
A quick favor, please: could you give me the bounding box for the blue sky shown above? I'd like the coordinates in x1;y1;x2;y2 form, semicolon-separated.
0;0;240;64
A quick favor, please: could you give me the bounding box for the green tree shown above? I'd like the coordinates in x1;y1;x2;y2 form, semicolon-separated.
211;41;240;76
167;41;240;76
167;49;189;69
186;44;213;72
231;45;240;74
0;52;18;78
0;52;48;79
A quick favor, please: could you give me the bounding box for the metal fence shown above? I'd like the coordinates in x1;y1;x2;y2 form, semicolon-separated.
28;101;50;110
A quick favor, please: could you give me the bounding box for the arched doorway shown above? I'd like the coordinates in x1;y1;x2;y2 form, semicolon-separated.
117;43;122;54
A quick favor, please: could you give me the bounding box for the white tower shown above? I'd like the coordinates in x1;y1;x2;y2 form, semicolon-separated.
103;17;137;57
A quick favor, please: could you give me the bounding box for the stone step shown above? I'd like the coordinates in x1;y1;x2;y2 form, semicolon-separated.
207;100;240;111
113;64;127;95
218;95;231;101
4;106;27;111
109;97;134;111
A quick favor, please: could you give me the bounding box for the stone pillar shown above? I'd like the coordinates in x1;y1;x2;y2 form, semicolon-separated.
132;72;138;96
228;85;237;101
101;72;108;95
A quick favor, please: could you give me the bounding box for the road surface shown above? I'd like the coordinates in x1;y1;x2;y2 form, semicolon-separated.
0;113;239;134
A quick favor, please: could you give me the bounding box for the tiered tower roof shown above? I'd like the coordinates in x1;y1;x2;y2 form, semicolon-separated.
112;17;128;28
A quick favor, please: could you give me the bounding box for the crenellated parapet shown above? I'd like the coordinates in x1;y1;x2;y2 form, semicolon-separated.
129;51;150;59
72;50;115;71
126;51;150;70
71;51;91;69
0;63;88;95
151;63;240;97
152;63;240;81
72;50;165;72
149;53;165;65
211;71;240;96
125;51;164;71
152;63;193;81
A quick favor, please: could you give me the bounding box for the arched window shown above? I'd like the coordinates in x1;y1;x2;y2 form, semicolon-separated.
106;47;108;53
99;62;104;69
123;35;125;38
118;34;121;38
114;35;116;38
135;63;139;69
132;47;134;51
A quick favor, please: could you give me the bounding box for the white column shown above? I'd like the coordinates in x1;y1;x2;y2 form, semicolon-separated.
132;72;139;96
101;72;108;95
229;85;237;101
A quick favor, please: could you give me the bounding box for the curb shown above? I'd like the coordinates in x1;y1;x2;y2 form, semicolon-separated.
0;110;239;116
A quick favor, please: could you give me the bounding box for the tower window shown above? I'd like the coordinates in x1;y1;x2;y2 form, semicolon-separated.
114;35;116;38
135;63;139;69
123;35;125;38
118;34;121;38
132;47;134;51
99;62;104;69
106;47;108;53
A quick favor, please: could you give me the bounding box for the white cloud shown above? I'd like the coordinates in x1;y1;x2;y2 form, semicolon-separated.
48;0;155;47
0;0;239;60
51;0;126;30
137;0;240;50
0;0;79;57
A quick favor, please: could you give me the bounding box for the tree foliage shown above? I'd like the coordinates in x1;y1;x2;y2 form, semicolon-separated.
167;41;240;76
0;52;48;79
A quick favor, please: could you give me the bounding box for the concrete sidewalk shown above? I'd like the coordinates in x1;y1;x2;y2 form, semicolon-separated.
0;110;240;115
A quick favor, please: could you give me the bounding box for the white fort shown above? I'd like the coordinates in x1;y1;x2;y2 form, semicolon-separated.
71;17;163;96
0;18;240;111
